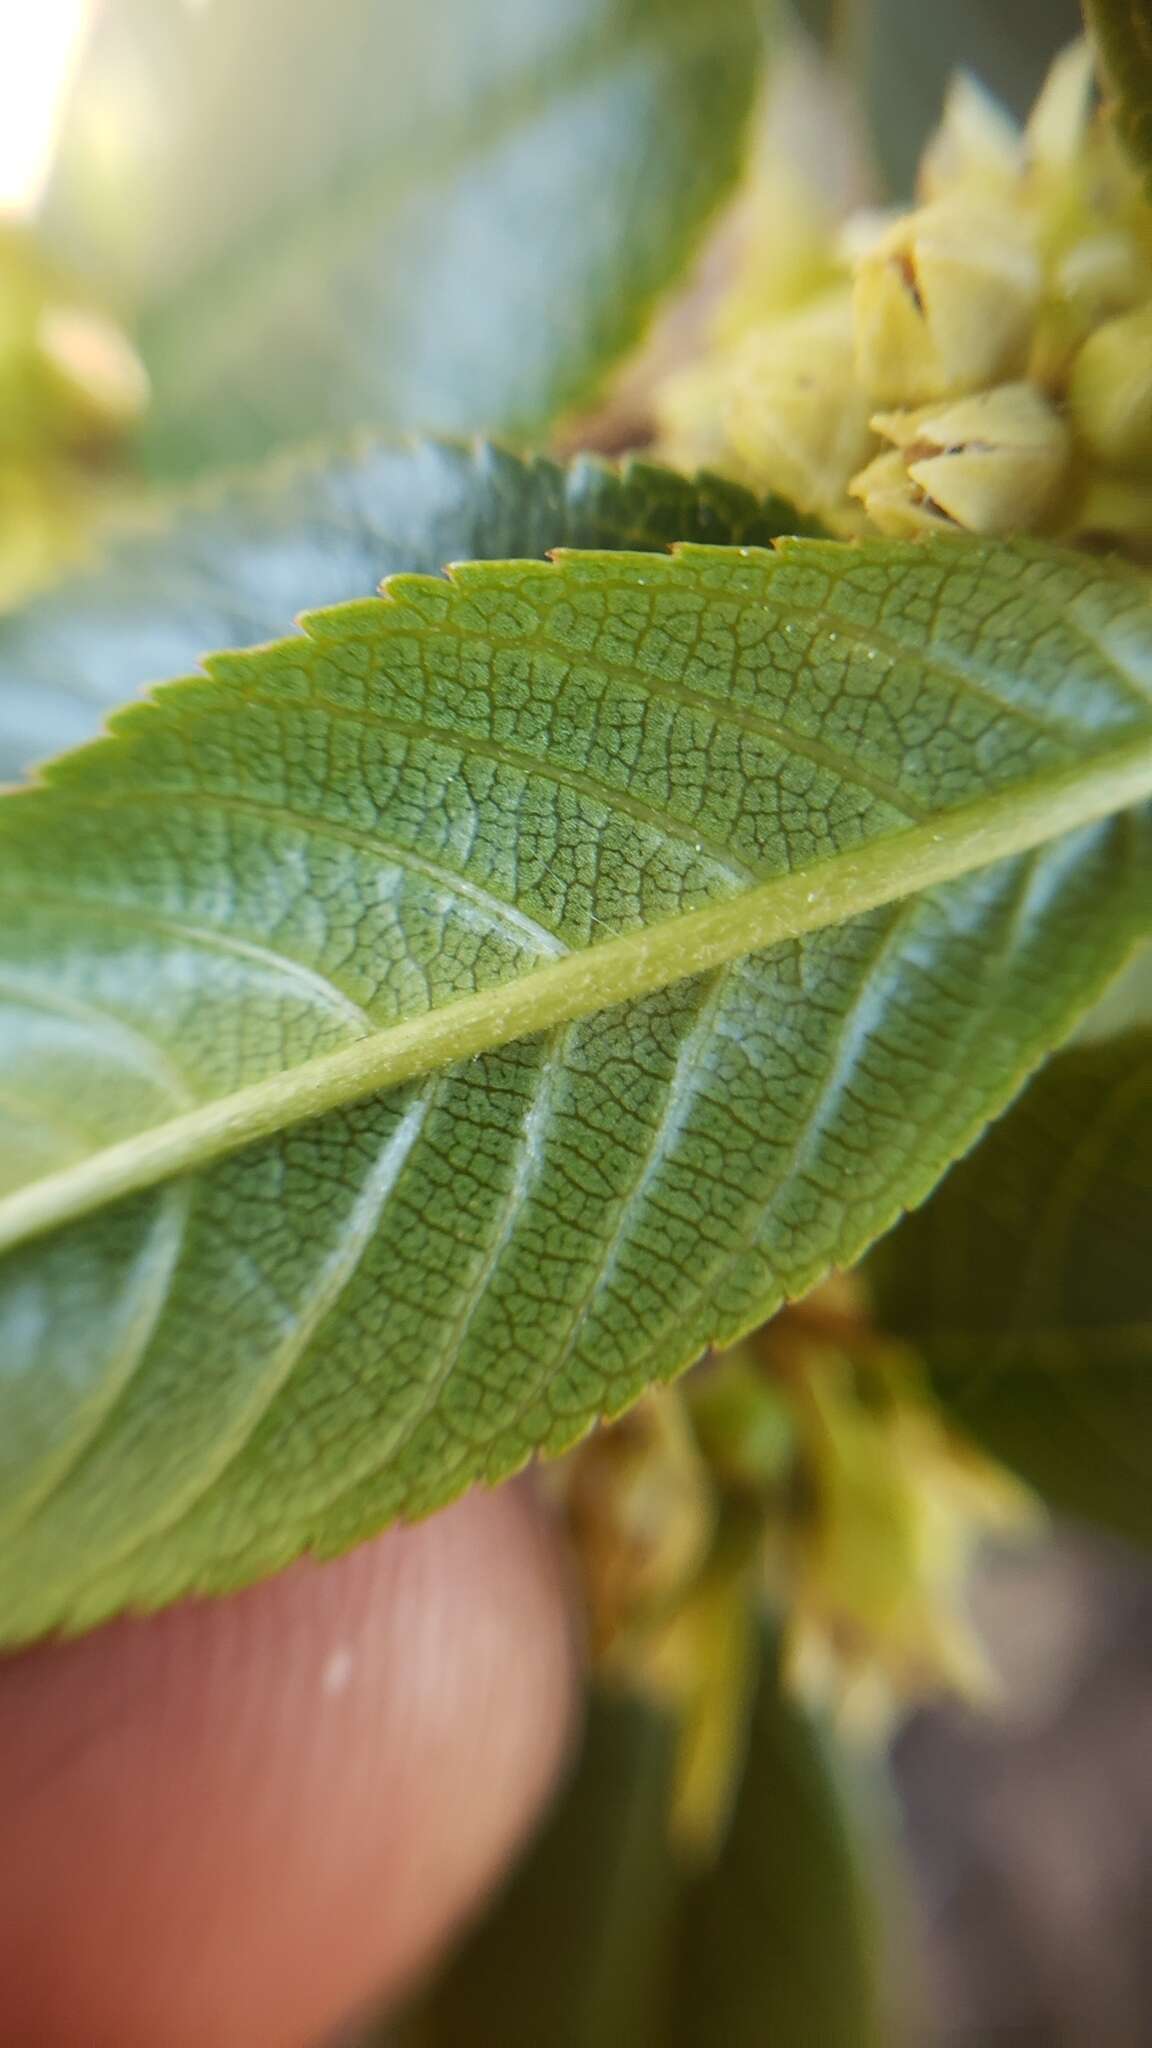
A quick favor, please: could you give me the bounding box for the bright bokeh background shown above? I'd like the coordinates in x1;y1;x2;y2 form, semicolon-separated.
0;0;90;212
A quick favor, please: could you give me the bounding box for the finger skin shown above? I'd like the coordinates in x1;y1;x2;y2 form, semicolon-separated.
0;1485;578;2048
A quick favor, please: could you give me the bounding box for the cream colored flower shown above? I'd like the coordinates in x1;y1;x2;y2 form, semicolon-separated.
660;291;875;532
1067;304;1152;468
853;382;1072;538
655;37;1152;556
853;201;1040;405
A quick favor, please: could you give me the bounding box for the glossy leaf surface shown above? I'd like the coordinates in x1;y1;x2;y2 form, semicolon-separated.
1;536;1152;1639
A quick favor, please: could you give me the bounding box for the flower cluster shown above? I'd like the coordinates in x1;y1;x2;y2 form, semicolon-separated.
659;43;1152;558
554;1278;1034;1836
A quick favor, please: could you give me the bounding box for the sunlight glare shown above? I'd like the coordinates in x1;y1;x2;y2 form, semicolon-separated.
0;1;91;214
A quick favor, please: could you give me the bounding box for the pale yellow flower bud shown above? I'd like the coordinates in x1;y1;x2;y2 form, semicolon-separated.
853;201;1041;406
1054;235;1152;328
659;291;875;530
853;382;1072;538
847;449;956;539
919;73;1022;204
1028;234;1152;388
1067;304;1152;469
656;357;735;478
1025;38;1095;177
713;165;845;346
655;35;1152;561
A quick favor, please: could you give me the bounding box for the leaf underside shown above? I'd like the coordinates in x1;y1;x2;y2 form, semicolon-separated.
1;535;1151;1641
0;441;806;784
873;1027;1152;1544
40;0;762;476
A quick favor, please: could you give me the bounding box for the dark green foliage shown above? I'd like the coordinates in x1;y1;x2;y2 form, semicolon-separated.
1085;0;1152;188
404;1633;886;2047
873;1028;1152;1544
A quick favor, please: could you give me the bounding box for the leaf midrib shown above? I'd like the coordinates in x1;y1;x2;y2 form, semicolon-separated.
2;727;1151;1260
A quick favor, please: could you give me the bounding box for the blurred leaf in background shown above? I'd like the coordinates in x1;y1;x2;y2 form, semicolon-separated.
0;441;804;780
398;1629;890;2047
1084;0;1152;190
396;1689;681;2048
672;1628;892;2047
39;0;763;478
871;1029;1152;1548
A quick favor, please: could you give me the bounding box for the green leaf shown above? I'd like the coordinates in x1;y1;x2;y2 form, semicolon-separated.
400;1688;682;2046
872;1027;1152;1545
672;1634;888;2047
39;0;762;479
0;440;806;784
1;534;1152;1641
854;0;1083;196
1085;0;1152;187
403;1632;887;2047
